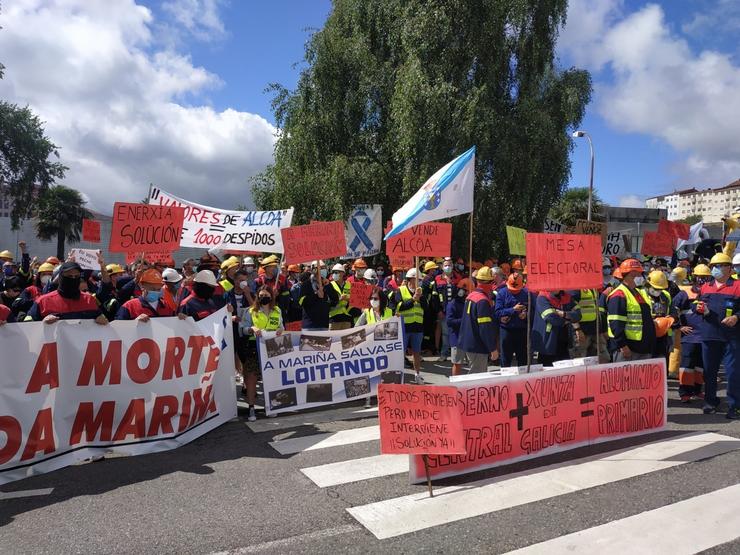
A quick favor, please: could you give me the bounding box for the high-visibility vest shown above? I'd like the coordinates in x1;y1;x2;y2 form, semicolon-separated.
220;279;234;293
607;284;652;341
248;306;281;341
397;286;423;324
364;307;393;324
577;289;597;323
329;280;352;318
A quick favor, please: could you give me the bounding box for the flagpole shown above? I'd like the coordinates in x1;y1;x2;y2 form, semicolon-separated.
468;212;474;274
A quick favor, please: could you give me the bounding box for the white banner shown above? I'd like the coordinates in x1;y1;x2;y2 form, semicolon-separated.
148;187;294;253
543;218;565;234
342;204;382;259
602;231;623;257
258;317;406;414
0;308;236;485
70;248;101;270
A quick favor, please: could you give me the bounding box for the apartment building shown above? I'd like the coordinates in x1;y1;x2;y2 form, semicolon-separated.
645;179;740;222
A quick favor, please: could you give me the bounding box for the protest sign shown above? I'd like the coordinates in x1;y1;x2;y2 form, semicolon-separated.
506;226;527;255
378;384;465;455
641;230;674;256
526;233;602;291
602;231;623;257
285;321;302;332
343;205;382;259
70;248;101;271
409;359;666;483
82;219;101;243
148;187;294;253
575;219;608;242
281;221;348;265
543;218;565;234
385;221;452;261
257;316;406;415
349;281;374;309
109;203;185;253
0;308;236;485
658;219;690;241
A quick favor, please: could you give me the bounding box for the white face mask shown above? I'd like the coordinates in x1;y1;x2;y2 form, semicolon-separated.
370;299;380;309
634;276;646;287
40;275;51;285
238;280;248;289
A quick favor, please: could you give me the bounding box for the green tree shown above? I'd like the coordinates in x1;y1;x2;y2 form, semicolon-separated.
251;0;591;258
34;185;92;260
678;214;702;226
547;187;604;227
0;102;68;229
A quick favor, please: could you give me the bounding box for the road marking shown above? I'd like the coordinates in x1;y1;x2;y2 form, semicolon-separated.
347;432;740;539
269;425;380;455
211;524;362;554
0;488;54;500
505;482;740;554
301;454;409;487
246;405;377;433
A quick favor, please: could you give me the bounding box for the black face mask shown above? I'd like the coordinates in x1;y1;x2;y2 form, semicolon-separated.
58;275;81;299
259;296;271;306
193;283;215;300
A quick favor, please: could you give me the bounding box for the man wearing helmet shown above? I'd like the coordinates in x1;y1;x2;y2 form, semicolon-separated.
645;269;680;362
393;268;427;382
458;266;499;374
328;263;356;330
607;258;657;361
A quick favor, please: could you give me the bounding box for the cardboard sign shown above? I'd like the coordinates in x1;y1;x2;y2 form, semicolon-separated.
641;230;674;256
526;233;602;291
409;359;667;483
343;204;382;259
69;248;100;271
109;203;185;253
658;219;690;241
602;231;623;257
133;251;175;265
575;219;608;242
81;219;101;243
385;221;452;261
506;226;527;255
378;384;466;455
281;220;348;265
543;218;565;234
349;281;374;309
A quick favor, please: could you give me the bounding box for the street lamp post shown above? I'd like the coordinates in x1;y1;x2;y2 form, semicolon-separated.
572;130;594;221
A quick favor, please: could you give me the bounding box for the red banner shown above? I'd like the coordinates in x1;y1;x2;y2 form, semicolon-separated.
82;219;101;243
385;221;451;263
410;359;667;482
641;230;674;256
349;281;374;309
285;321;303;332
526;233;603;291
109;203;185;253
281;221;347;264
379;384;466;455
126;251;175;265
658;219;690;241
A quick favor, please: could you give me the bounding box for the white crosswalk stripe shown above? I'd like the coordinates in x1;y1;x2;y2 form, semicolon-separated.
269;425;380;455
301;454;408;487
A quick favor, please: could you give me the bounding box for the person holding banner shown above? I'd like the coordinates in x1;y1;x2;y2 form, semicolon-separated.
219;256;241;293
255;255;290;314
532;290;580;366
115;269;178;321
355;287;393;326
607;259;657;362
495;272;531;368
329;263;356;330
458;267;499;373
447;278;471;375
394;268;427;382
299;260;338;330
241;286;284;421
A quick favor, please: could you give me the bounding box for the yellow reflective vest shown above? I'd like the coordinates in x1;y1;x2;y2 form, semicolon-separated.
607;284;652;341
396;286;423;325
329;280;352;318
364;307;393;324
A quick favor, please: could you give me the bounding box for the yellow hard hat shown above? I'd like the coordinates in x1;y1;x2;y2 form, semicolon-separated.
476;266;494;282
647;270;668;290
106;263;124;275
693;264;711;277
423;261;438;272
709;253;732;266
38;263;55;273
671;267;687;283
220;256;240;271
0;250;13;260
261;254;279;267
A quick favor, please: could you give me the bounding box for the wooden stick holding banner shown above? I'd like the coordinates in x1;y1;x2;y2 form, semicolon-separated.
526;288;532;372
468;212;474;276
422;455;434;497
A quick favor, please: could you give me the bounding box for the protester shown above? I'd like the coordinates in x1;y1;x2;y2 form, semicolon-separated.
219;256;241;293
161;268;186;313
362;268;379;287
299;260;338;330
495;272;530;367
645;270;678;361
447;277;471;375
434;258;456;361
695;253;740;418
532;289;580;366
348;258;368;284
255;254;290;313
355;287;393;326
328;263;354;330
178;270;221;321
181;258;195;278
116;269;177;320
458;266;499;373
394;268;426;382
672;263;708;403
240;286;284;421
607;258;657;361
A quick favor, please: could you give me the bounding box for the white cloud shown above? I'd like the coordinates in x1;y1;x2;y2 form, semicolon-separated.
617;194;644;208
560;0;740;187
0;0;275;213
162;0;227;42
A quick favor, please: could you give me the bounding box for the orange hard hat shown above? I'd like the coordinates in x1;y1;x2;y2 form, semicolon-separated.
612;267;623;280
618;258;643;275
654;316;674;338
287;264;301;272
353;258;368;269
45;256;61;265
139;269;163;285
507;273;524;292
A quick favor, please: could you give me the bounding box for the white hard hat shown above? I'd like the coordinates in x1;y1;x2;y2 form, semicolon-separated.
242;256;255;266
406;268;418;279
363;269;378;281
733;253;740;266
193;270;218;287
331;263;345;273
162;268;183;283
311;259;325;268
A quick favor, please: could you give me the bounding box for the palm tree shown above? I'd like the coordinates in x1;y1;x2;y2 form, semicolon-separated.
35;185;92;259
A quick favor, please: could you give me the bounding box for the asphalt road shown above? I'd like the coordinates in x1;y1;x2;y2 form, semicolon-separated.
2;359;740;554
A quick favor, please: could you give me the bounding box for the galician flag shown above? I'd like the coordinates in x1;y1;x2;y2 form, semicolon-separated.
385;146;475;239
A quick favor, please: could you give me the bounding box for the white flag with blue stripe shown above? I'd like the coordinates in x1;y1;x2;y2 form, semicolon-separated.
384;146;475;239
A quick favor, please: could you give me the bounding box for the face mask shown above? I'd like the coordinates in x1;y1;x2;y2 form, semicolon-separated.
332;272;341;281
239;280;249;290
245;266;255;274
634;276;646;287
58;275;81;298
648;287;660;297
711;266;725;280
456;264;464;271
642;265;651;273
457;288;466;298
370;299;380;308
733;266;740;275
443;266;452;275
193;282;214;300
408;284;416;293
320;269;328;279
145;290;161;303
376;270;384;277
40;275;51;285
259;296;271;306
3;267;15;277
602;268;611;276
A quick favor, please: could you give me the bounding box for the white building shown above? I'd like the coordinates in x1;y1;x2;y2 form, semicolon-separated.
645;179;740;223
